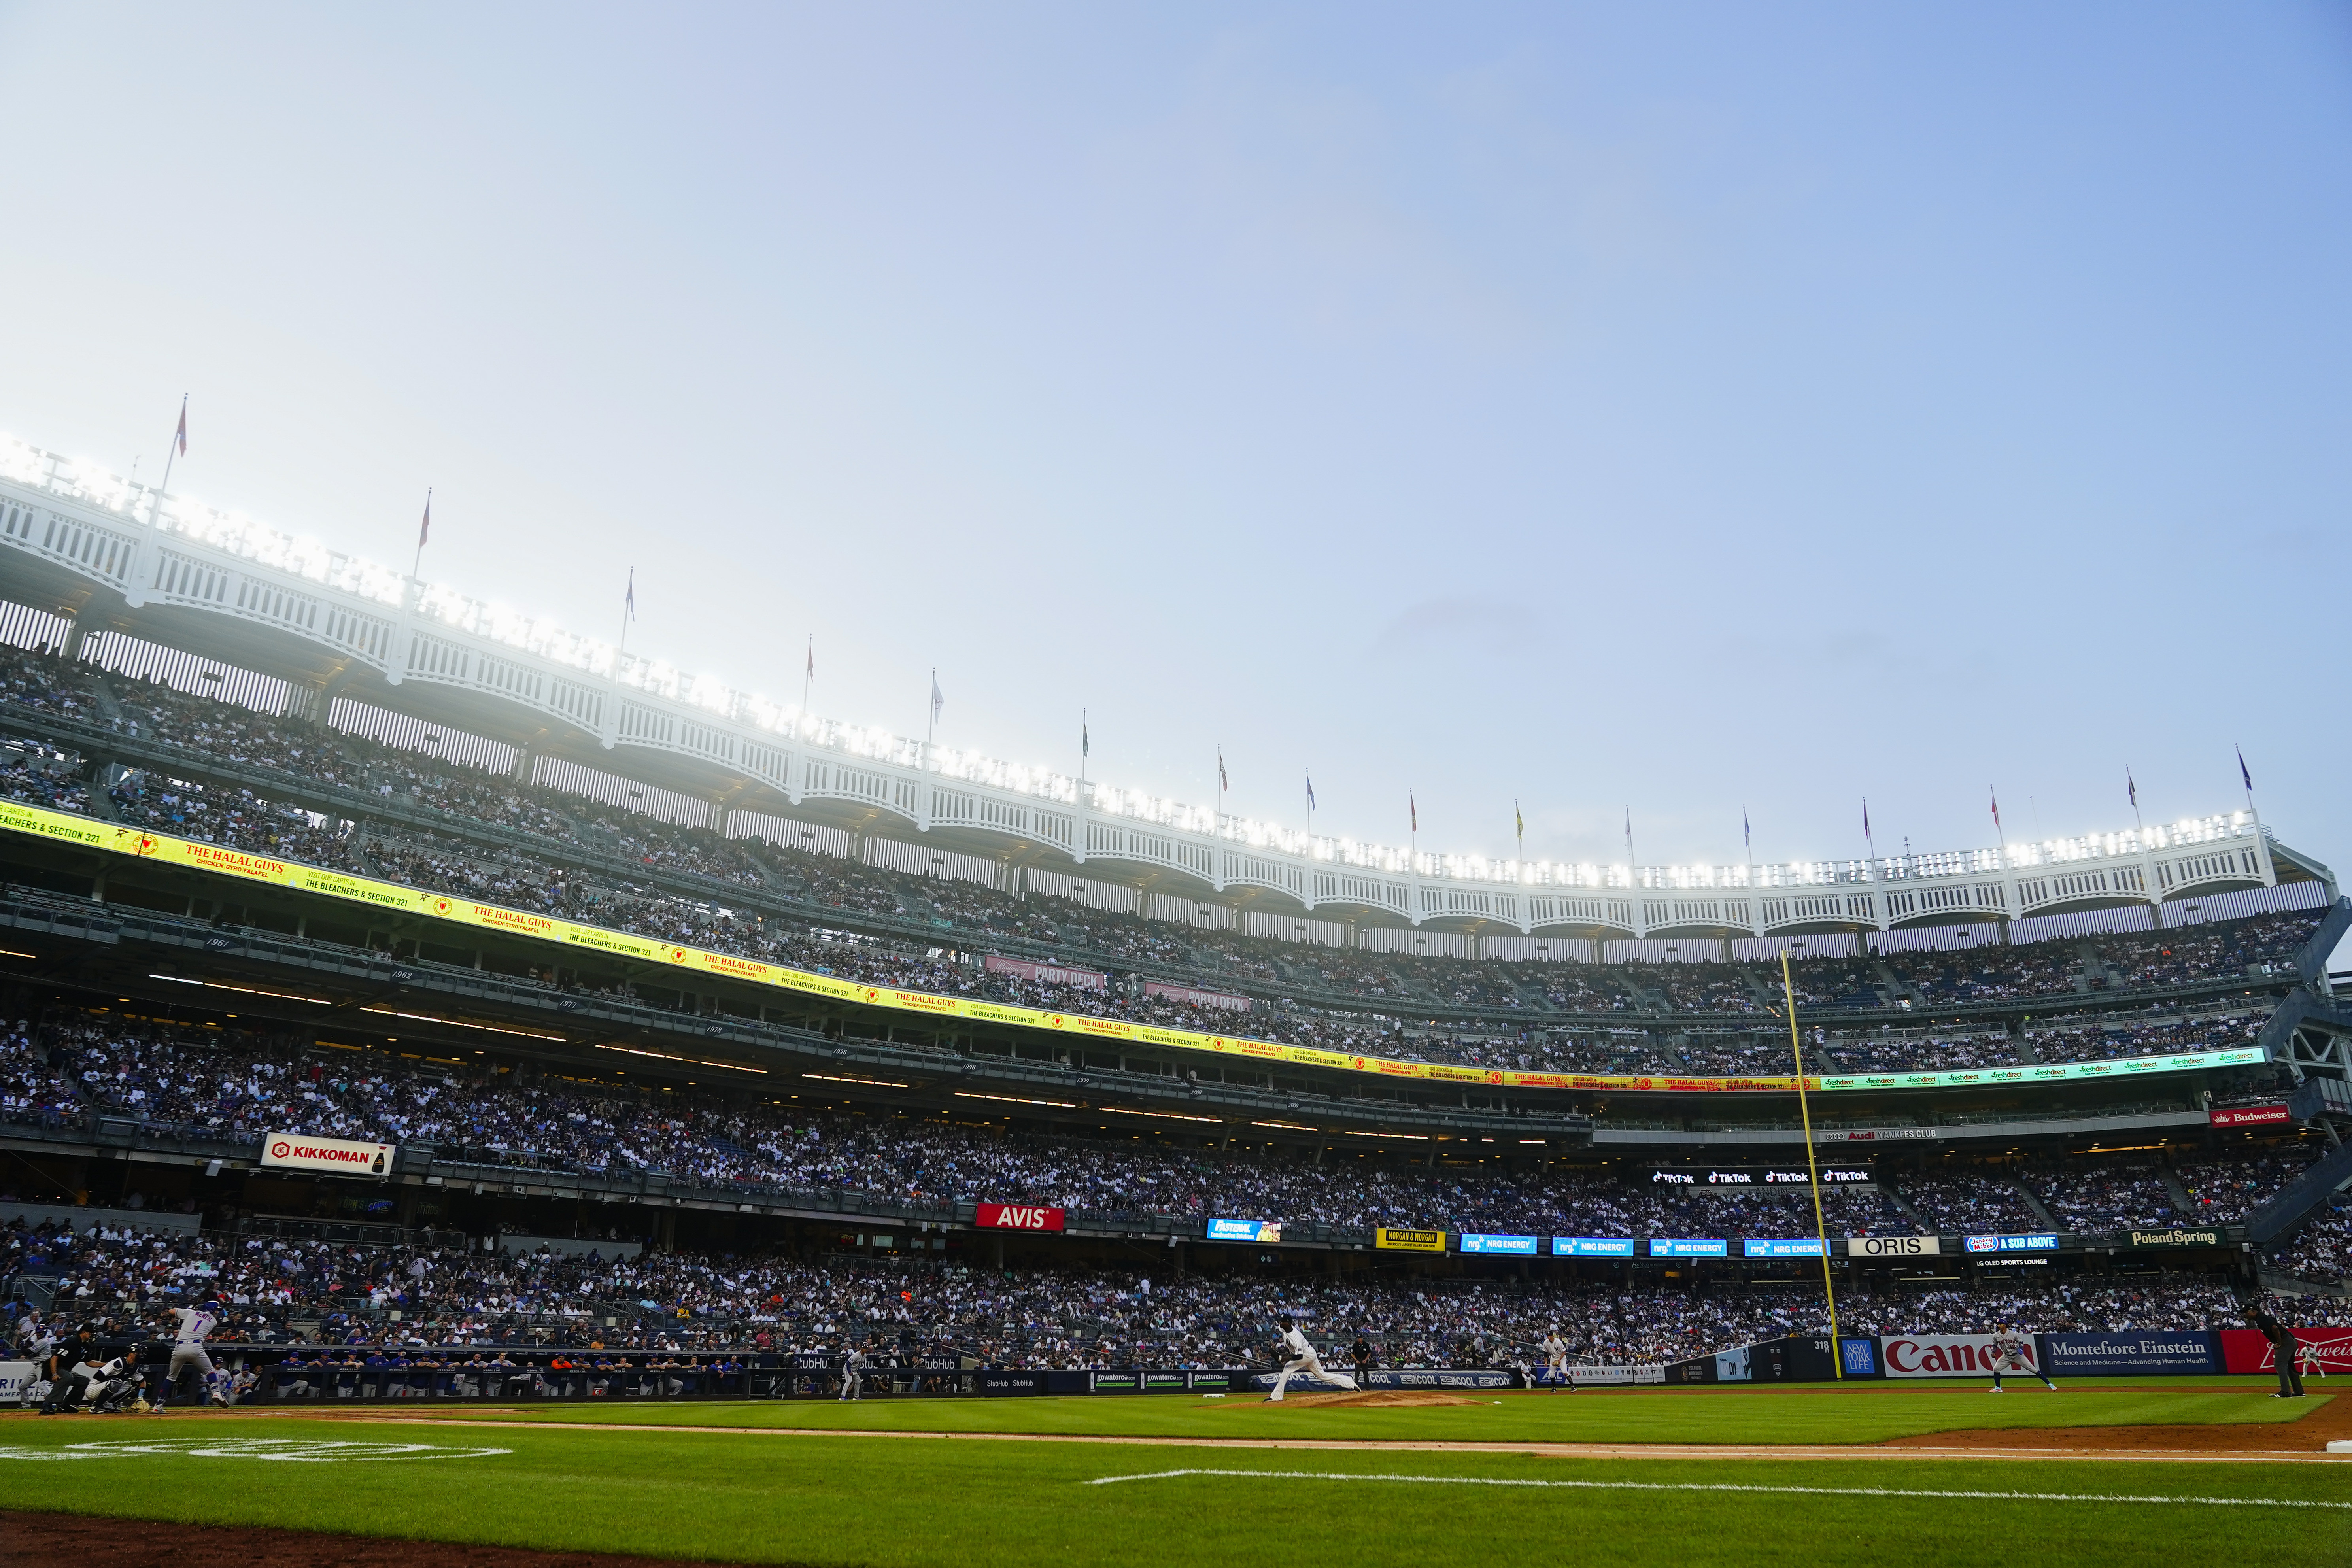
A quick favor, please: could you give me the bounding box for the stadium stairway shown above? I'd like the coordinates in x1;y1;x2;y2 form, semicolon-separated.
2296;897;2352;995
2156;1162;2198;1217
2247;1137;2352;1252
2011;1178;2064;1234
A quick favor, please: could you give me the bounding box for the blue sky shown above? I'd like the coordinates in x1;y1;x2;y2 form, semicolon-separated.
0;4;2344;876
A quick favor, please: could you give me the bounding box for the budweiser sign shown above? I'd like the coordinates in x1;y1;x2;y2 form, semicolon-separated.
2209;1104;2292;1128
975;1203;1065;1232
1143;980;1252;1012
984;955;1106;991
262;1132;393;1178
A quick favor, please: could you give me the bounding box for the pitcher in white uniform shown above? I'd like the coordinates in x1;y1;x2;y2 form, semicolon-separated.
1266;1319;1357;1402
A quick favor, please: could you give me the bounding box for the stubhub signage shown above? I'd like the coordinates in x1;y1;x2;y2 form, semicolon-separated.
1458;1233;1539;1256
1553;1237;1638;1257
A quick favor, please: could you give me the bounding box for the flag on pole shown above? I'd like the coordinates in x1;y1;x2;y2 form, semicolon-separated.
1305;770;1316;812
174;399;187;457
1081;712;1088;760
1410;790;1418;834
1623;806;1634;866
1217;746;1227;792
1515;799;1524;850
2237;745;2253;796
2127;767;2137;810
418;490;431;549
930;671;944;725
1989;788;2001;830
624;570;635;621
1743;806;1751;854
805;636;814;680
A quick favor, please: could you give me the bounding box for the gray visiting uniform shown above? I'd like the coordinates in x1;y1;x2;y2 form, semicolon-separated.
166;1306;220;1397
839;1349;869;1400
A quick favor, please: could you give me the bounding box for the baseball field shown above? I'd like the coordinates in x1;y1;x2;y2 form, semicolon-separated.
2;1379;2346;1568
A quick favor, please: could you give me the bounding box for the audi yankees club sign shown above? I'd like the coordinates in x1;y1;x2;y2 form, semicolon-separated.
262;1132;394;1177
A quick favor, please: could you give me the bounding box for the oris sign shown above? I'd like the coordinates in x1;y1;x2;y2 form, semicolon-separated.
261;1133;393;1177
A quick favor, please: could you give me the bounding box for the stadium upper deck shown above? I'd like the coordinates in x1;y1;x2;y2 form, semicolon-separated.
0;433;2330;943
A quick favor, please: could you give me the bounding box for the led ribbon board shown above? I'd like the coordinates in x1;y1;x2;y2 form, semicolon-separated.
0;801;2266;1096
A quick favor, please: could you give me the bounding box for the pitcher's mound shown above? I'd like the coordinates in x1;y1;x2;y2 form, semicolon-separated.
1242;1390;1485;1409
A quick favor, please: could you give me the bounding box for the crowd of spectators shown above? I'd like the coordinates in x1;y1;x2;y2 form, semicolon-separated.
11;1217;2347;1373
2023;1013;2267;1065
1893;1172;2046;1235
0;648;2324;1085
2027;1160;2184;1231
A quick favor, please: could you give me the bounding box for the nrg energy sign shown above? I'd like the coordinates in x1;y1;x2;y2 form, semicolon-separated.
0;800;2269;1098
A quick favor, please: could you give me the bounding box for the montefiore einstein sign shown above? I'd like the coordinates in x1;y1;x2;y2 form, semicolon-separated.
262;1133;394;1177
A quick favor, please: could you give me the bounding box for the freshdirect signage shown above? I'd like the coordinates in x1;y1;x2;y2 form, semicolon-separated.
0;799;2267;1098
1374;1228;1447;1253
1964;1233;2060;1254
1847;1235;1942;1259
2125;1228;2223;1249
1552;1237;1638;1258
975;1204;1065;1232
1742;1238;1827;1258
1458;1233;1539;1256
261;1132;391;1177
1649;1238;1729;1258
1647;1168;1871;1187
2209;1104;2293;1128
1206;1218;1282;1243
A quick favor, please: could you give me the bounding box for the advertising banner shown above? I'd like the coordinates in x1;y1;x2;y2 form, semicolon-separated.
1647;1167;1872;1188
1839;1338;1880;1377
1552;1237;1638;1257
2209;1104;2292;1128
2124;1228;2222;1249
1458;1233;1539;1255
0;799;2268;1100
1963;1233;2060;1254
1567;1364;1666;1385
1742;1238;1827;1258
1881;1334;2037;1377
1649;1238;1729;1258
974;1203;1065;1232
0;1361;31;1404
2038;1332;2218;1376
983;955;1106;991
1141;980;1251;1013
1848;1235;1941;1258
2218;1327;2352;1376
1205;1218;1282;1243
1375;1228;1447;1253
260;1132;393;1178
976;1370;1045;1395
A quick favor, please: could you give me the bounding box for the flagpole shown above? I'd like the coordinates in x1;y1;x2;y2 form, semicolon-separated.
409;487;431;583
801;635;812;737
1782;951;1843;1377
2127;765;2145;840
618;569;634;661
152;394;186;524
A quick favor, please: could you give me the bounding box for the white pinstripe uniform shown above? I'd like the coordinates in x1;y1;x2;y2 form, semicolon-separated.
1268;1326;1357;1402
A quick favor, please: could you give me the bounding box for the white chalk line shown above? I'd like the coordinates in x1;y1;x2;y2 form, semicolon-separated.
1083;1469;2352;1509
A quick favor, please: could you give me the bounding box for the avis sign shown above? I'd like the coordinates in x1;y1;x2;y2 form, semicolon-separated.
975;1203;1065;1232
261;1133;392;1178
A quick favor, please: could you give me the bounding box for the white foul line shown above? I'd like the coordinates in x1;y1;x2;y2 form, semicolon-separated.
1082;1470;2352;1509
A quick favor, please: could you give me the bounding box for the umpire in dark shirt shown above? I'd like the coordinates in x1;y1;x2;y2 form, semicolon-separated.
2249;1307;2303;1398
40;1326;100;1413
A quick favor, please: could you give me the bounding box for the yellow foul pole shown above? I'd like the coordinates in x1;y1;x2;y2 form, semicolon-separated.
1782;949;1842;1377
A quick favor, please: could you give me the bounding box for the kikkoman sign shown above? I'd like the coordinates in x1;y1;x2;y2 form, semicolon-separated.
261;1133;393;1177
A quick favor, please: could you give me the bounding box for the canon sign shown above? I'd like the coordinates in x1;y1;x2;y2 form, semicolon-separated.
261;1132;393;1178
1882;1334;2036;1377
975;1203;1065;1232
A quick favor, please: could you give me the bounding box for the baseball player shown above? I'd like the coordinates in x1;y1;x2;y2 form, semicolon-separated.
1540;1330;1573;1391
1265;1318;1357;1402
1986;1325;2054;1392
157;1299;225;1411
838;1341;871;1402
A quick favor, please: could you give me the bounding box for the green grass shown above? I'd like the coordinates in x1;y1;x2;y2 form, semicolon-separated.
346;1381;2325;1446
0;1414;2347;1568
